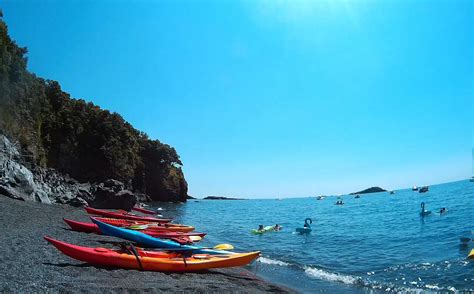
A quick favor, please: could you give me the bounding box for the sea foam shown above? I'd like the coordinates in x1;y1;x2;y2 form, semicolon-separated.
304;266;358;285
257;257;290;266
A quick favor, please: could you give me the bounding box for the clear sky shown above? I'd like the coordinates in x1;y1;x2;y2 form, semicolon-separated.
1;0;472;198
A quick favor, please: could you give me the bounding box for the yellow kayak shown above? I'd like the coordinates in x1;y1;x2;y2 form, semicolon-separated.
468;249;474;259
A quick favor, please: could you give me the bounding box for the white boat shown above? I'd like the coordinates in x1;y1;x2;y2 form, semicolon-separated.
316;196;325;200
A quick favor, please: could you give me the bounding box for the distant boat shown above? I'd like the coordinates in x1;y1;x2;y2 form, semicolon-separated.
419;186;429;193
354;194;360;199
316;196;325;200
412;186;418;191
389;190;395;195
276;198;283;201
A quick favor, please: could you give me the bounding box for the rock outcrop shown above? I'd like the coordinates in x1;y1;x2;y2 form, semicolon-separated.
0;135;143;209
88;180;136;210
0;134;43;202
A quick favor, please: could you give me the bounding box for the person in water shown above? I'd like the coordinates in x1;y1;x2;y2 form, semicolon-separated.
439;207;447;214
274;224;282;231
258;225;264;231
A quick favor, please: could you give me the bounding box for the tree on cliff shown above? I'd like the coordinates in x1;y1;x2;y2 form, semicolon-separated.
0;12;187;202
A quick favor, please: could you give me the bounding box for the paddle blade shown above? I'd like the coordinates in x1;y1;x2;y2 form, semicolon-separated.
189;236;202;242
213;243;234;250
128;224;149;230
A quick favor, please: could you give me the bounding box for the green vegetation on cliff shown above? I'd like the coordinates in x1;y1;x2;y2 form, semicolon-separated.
0;13;187;202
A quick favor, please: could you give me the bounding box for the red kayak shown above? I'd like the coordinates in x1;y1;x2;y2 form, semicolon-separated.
63;219;205;243
93;217;195;233
132;206;157;215
85;207;171;223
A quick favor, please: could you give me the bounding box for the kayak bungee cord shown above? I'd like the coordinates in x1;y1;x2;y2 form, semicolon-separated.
118;242;143;271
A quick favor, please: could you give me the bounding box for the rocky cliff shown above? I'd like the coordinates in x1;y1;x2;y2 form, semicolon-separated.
0;12;188;204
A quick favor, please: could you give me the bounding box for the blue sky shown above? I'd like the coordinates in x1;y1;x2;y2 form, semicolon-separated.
2;0;472;198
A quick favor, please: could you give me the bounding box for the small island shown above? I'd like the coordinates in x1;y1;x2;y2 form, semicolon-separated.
203;196;246;200
350;187;386;195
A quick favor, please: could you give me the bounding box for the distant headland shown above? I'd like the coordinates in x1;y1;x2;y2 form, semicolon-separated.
350;187;386;195
203;196;246;200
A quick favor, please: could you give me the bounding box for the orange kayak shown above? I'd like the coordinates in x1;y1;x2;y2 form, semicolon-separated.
94;217;195;233
44;237;260;272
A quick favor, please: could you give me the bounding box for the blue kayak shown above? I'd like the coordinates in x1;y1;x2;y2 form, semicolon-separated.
91;218;232;255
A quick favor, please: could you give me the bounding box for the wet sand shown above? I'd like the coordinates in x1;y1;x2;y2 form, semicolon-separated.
0;196;295;293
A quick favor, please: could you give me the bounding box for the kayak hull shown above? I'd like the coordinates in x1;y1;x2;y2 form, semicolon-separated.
85;207;171;223
44;237;259;272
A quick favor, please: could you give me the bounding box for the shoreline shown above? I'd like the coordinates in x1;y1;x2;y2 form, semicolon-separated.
0;196;295;293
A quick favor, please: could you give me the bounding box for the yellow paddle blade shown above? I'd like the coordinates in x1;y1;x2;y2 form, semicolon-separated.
128;224;148;230
189;236;202;242
469;249;474;259
213;243;234;250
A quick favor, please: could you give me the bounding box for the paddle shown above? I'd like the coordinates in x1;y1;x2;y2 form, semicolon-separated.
189;236;202;242
128;224;149;230
101;240;234;252
213;243;234;250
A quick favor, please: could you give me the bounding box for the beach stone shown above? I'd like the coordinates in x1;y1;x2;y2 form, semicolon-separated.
103;179;125;192
135;192;152;203
0;185;24;200
66;196;88;207
34;190;51;204
89;183;137;210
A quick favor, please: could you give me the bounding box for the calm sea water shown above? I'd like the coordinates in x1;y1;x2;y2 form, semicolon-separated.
152;180;474;293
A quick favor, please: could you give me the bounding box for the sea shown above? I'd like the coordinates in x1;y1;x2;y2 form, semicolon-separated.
151;180;474;293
